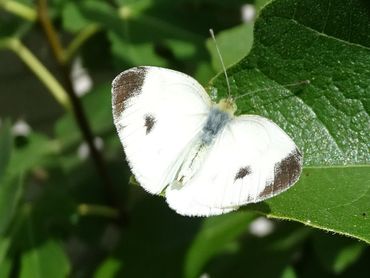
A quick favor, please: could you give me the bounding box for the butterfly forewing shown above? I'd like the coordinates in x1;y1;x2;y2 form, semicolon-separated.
112;66;211;194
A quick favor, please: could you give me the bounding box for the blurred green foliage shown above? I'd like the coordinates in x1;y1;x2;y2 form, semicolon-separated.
0;0;369;277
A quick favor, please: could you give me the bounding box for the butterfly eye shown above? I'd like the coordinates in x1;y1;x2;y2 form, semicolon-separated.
234;166;252;181
144;114;156;134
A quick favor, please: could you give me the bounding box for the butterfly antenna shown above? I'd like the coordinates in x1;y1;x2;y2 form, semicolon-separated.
234;79;310;100
209;29;231;99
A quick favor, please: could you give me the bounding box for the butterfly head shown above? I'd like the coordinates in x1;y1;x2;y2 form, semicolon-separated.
217;98;237;116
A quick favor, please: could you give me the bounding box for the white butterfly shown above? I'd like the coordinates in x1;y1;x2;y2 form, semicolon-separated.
112;66;302;216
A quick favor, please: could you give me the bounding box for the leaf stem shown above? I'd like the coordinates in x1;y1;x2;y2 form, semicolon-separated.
0;0;37;22
78;203;119;219
0;37;71;110
63;24;101;63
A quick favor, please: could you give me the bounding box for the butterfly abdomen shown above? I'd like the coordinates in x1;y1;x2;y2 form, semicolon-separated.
176;106;231;185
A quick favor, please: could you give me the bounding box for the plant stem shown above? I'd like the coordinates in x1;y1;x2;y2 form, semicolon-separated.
37;0;64;63
63;24;101;63
36;0;125;222
0;0;36;21
2;38;71;110
78;203;119;219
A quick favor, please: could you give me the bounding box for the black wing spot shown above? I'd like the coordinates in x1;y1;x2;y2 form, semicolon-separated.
112;67;147;120
234;166;252;181
144;114;156;134
259;148;302;198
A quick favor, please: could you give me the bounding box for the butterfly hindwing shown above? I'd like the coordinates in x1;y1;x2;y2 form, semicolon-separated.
165;115;302;216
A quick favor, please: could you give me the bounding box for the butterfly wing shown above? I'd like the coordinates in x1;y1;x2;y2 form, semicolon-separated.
112;66;211;194
166;115;302;216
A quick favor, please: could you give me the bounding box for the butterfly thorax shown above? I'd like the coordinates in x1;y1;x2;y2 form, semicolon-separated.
216;98;237;116
201;103;233;145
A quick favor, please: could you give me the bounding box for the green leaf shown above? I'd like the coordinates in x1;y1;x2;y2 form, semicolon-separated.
255;0;273;11
281;266;297;278
249;167;370;243
20;240;70;278
94;257;122;278
0;174;23;235
7;133;57;176
211;0;370;243
20;215;70;278
112;196;203;277
62;1;92;32
206;23;254;73
312;231;366;274
108;30;168;67
206;223;310;278
0;120;12;179
0;131;55;235
184;211;255;278
0;257;12;278
0;236;11;267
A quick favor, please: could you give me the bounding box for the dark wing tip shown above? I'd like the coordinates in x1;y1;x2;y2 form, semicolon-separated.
259;148;303;199
112;67;147;120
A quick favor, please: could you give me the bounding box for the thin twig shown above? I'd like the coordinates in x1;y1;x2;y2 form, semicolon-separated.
37;0;64;63
0;0;37;21
36;0;126;223
63;24;101;63
78;203;119;219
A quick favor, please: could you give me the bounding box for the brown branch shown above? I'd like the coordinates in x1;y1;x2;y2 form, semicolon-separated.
37;0;64;63
36;0;127;224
